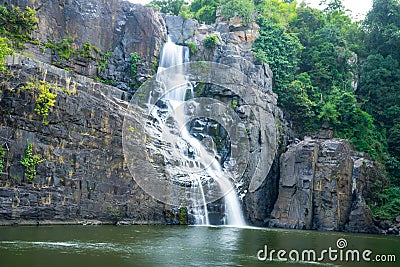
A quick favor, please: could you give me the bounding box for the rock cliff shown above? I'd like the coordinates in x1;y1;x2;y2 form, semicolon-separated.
0;55;180;225
4;0;166;91
269;137;382;233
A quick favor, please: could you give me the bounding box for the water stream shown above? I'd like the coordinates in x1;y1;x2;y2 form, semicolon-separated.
151;37;245;226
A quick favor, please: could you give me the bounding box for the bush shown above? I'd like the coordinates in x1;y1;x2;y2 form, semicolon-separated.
178;4;193;20
0;146;5;174
0;5;38;49
370;186;400;220
20;140;44;183
148;0;185;16
189;0;218;24
34;83;58;122
130;52;142;79
195;5;216;24
0;37;13;73
204;35;218;48
130;52;142;89
24;79;59;123
186;41;198;54
44;37;74;61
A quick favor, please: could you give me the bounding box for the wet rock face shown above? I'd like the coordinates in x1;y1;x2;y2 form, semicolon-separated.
11;0;167;91
0;55;179;225
269;138;381;233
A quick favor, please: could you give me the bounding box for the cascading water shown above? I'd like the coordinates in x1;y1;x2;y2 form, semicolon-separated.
149;37;246;226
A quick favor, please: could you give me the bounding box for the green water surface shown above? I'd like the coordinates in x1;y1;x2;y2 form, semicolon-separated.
0;225;398;267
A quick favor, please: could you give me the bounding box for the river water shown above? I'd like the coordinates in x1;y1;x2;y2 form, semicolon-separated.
0;225;398;266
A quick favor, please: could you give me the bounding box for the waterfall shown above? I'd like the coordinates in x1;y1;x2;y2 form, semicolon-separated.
151;37;246;226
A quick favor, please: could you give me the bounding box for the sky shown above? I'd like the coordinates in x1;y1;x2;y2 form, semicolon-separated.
127;0;373;20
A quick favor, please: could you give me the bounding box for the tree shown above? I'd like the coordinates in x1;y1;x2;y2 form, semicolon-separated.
282;73;316;128
252;17;302;92
195;5;216;24
148;0;185;16
256;0;298;26
219;0;255;25
190;0;218;24
358;54;400;131
364;0;400;60
358;0;400;210
388;123;400;158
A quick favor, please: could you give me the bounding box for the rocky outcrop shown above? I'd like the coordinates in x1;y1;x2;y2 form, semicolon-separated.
0;55;181;225
269;138;381;233
165;15;198;44
10;0;167;91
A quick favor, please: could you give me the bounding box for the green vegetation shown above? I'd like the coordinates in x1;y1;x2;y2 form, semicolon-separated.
0;5;38;49
251;0;400;219
45;38;103;62
204;35;218;48
23;79;59;123
190;0;219;24
20;140;44;183
107;206;123;224
0;5;38;71
0;37;13;73
43;38;112;81
148;0;185;15
370;187;400;220
149;0;256;25
45;37;74;61
129;52;142;89
130;52;142;78
98;51;111;74
220;0;255;25
34;83;58;122
186;41;198;55
0;146;5;174
179;207;187;225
